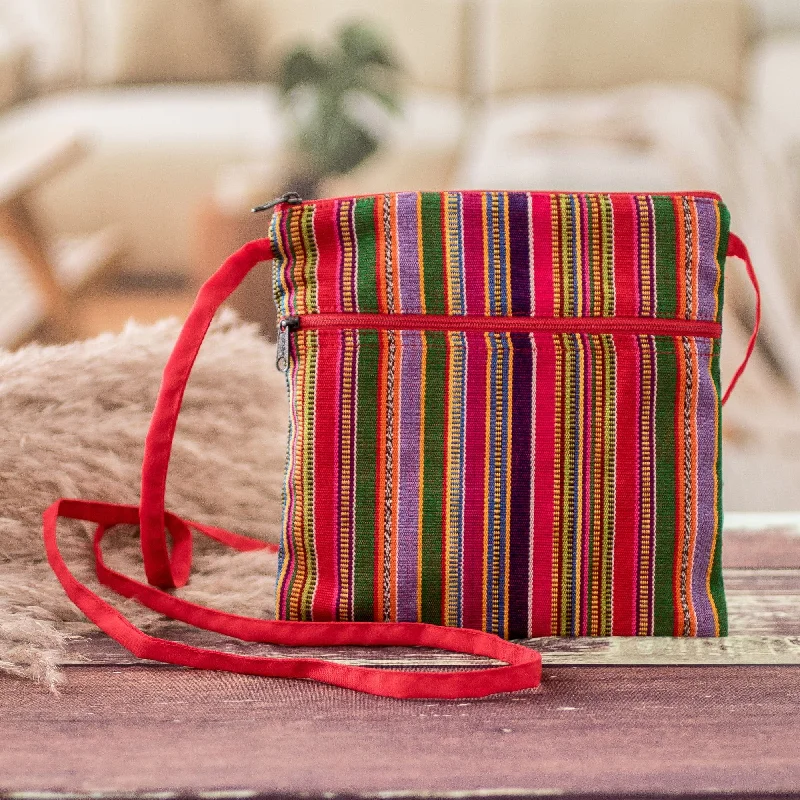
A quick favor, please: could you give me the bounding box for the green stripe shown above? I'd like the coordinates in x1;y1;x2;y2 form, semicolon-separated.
300;205;318;313
653;196;677;319
352;329;379;618
715;202;730;323
420;192;446;315
653;339;677;635
420;331;446;623
298;332;318;619
710;202;730;630
709;340;727;633
354;197;378;312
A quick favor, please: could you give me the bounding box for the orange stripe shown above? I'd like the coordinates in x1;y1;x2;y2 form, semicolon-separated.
672;337;687;635
687;341;700;635
391;196;401;314
482;331;492;631
389;327;402;621
690;199;701;319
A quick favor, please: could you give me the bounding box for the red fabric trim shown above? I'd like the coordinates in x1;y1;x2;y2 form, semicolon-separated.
295;313;721;338
722;234;761;405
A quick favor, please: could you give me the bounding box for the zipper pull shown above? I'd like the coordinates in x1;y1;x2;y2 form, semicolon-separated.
252;192;303;214
276;316;300;372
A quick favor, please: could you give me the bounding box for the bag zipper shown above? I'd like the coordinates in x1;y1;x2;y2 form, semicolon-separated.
255;189;722;216
275;313;721;371
252;192;303;214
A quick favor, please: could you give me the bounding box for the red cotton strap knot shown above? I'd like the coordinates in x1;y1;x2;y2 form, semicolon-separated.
723;233;761;405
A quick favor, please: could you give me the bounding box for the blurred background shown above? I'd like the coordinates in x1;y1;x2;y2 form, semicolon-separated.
0;0;799;510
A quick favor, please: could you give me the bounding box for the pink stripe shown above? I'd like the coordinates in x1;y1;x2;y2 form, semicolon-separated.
531;194;554;317
463;192;487;315
462;331;487;630
530;333;555;635
612;337;640;635
311;330;342;620
528;195;555;635
581;196;591;314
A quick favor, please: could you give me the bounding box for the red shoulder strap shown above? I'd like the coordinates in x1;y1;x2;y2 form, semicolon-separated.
42;238;541;699
139;238;275;588
722;233;761;405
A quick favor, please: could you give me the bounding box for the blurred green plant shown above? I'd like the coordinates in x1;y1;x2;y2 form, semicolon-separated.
278;22;402;192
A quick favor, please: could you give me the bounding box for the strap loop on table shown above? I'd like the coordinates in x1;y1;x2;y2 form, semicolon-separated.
43;498;542;698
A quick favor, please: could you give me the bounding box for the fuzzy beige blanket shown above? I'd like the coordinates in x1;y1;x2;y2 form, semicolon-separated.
0;313;286;689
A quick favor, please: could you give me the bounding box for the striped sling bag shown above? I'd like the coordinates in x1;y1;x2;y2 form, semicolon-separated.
44;190;760;699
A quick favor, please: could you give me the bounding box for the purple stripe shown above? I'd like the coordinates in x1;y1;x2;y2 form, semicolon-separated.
397;330;422;620
509;193;532;315
692;343;718;635
397;192;422;313
696;200;720;321
508;333;533;636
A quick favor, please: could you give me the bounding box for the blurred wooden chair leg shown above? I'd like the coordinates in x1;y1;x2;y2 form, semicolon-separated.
0;198;77;342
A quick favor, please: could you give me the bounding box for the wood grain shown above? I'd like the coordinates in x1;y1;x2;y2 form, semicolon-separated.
7;502;800;800
723;518;800;568
3;666;799;797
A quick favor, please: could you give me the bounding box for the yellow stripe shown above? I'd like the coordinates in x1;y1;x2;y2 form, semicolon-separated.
340;201;355;313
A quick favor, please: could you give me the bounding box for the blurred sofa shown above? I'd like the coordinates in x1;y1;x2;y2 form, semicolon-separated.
0;0;781;279
0;0;470;273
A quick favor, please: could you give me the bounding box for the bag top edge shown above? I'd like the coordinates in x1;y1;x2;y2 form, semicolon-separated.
277;189;723;210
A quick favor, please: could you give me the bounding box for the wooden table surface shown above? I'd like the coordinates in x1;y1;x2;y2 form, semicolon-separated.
3;518;800;800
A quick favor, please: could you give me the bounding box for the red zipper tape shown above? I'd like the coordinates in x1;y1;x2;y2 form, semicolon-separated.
291;312;722;338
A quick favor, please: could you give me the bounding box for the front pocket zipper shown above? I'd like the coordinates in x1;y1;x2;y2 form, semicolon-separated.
275;313;721;371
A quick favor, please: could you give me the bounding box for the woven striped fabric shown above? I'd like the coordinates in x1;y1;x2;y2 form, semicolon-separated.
271;191;729;638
